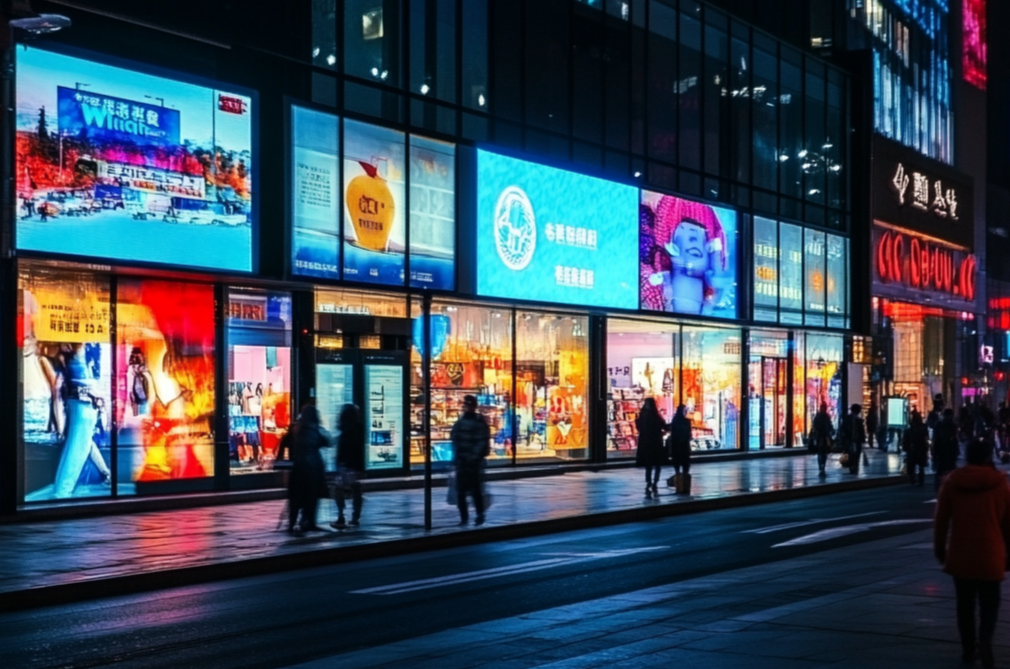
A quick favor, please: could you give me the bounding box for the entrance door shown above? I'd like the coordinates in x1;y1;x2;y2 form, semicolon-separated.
761;358;787;448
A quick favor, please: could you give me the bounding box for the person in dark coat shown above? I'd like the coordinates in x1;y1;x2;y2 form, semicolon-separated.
332;403;365;529
812;402;834;477
903;410;930;486
668;404;693;484
288;405;330;535
933;408;960;492
635;398;668;498
866;400;879;449
837;403;866;475
451;395;491;526
934;440;1010;667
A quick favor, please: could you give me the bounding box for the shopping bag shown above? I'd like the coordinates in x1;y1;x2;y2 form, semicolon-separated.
673;473;692;495
839;452;849;466
445;470;457;505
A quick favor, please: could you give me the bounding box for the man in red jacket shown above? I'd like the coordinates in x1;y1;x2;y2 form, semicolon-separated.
935;440;1010;667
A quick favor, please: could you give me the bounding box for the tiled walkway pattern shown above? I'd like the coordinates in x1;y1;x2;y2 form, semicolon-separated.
285;529;976;669
0;451;902;596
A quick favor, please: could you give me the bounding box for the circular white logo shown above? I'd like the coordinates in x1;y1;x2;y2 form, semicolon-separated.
493;186;537;271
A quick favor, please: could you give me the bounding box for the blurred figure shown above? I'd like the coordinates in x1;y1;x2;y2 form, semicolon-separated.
451;395;490;526
838;404;866;475
903;410;929;487
635;397;668;498
332;403;365;529
812;402;834;477
668;404;693;488
934;440;1010;668
866;400;879;449
933;408;960;492
287;405;329;535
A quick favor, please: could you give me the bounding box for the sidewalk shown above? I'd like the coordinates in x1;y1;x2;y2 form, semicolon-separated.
0;450;904;610
286;528;971;669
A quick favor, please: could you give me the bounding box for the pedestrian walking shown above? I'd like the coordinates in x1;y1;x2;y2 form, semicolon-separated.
866;400;879;449
331;403;365;529
287;404;330;535
933;408;960;492
635;398;668;498
667;404;693;493
903;410;929;486
837;404;866;475
812;402;834;477
451;395;490;526
934;439;1010;668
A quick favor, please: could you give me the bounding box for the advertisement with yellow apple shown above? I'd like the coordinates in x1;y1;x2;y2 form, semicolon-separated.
342;120;407;285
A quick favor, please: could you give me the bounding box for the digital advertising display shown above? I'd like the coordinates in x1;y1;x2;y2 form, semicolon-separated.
291;109;455;289
639;192;738;319
779;223;804;325
753;216;778;322
16;47;254;272
291;105;340;279
476;150;639;309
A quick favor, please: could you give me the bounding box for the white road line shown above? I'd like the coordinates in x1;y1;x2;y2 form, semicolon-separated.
772;519;932;548
351;546;670;596
743;511;885;535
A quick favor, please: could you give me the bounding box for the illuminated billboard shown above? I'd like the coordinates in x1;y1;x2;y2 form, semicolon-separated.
16;47;254;272
476;150;639;309
963;0;987;90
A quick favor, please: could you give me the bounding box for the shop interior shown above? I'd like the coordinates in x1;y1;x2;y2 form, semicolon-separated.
748;330;790;449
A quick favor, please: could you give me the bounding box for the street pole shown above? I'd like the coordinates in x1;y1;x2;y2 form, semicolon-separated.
422;292;433;530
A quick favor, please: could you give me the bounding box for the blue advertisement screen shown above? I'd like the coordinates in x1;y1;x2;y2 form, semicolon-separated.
16;47;254;272
291;105;340;278
476;150;639;309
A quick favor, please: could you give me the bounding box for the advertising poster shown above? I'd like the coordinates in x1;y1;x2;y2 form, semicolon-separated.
753;216;778;321
639;191;738;319
21;277;113;502
408;136;455;290
804;228;826;322
779;223;804;325
343;120;407;285
476;150;639;309
631;358;676;396
826;234;847;328
115;280;216;492
365;365;403;470
16;47;253;272
291;105;340;279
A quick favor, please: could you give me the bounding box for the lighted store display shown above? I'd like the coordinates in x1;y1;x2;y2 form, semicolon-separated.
227;291;292;475
116;280;216;492
365;365;404;469
640;192;738;319
21;271;113;502
805;333;843;431
476;150;638;309
682;328;741;450
16;47;253;271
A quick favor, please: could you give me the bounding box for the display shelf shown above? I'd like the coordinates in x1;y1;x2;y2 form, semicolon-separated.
606;387;645;451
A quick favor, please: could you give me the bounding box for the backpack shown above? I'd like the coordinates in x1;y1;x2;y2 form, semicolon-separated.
132;371;149;404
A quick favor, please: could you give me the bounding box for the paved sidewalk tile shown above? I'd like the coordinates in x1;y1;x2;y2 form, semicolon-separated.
281;528;1000;669
0;452;902;596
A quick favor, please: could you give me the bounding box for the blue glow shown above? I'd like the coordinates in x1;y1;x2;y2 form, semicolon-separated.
476;150;639;309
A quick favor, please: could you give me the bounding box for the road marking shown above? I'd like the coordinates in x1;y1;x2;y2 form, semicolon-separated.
351;546;669;596
772;519;931;548
743;511;885;535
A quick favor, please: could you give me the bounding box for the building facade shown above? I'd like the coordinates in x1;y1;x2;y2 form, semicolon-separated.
0;0;857;511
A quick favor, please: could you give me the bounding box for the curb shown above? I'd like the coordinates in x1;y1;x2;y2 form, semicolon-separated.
0;473;905;612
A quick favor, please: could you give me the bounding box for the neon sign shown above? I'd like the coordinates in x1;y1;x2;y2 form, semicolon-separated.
963;0;987;91
891;163;958;220
875;229;976;302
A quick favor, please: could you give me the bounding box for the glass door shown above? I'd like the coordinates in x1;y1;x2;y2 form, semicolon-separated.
316;362;354;469
761;357;787;448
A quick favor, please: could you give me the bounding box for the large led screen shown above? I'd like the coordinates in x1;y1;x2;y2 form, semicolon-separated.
16;47;254;271
476;150;638;309
291;107;455;289
640;192;738;319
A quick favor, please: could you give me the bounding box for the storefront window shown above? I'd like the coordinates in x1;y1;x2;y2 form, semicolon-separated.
516;312;590;461
606;320;679;460
20;268;112;502
315;288;407;317
804;228;826;327
227;290;292;475
753;216;779;322
793;331;806;445
682;327;741;450
116;279;216;495
806;333;843;431
779;222;804;325
410;302;513;466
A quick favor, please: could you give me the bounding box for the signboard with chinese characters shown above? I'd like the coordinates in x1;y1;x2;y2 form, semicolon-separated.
476;150;638;309
872;222;978;306
57;86;182;147
872;136;974;249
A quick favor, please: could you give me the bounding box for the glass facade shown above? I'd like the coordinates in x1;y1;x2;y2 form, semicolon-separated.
682;327;742;450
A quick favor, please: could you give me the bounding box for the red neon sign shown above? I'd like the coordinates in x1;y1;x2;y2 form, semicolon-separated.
876;230;976;302
964;0;987;91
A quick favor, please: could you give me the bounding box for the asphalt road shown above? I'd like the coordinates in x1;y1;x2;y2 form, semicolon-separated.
2;483;938;669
